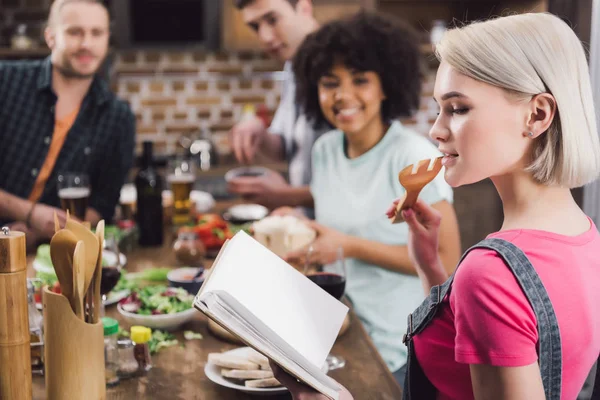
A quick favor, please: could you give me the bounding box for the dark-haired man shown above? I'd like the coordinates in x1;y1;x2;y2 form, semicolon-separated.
228;0;323;213
0;0;135;246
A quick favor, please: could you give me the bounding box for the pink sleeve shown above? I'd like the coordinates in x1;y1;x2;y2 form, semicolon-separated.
450;248;539;366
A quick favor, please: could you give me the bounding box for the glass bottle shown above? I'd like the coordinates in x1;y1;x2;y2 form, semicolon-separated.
27;279;44;375
135;141;164;247
116;338;139;379
131;326;153;374
102;317;120;387
173;231;206;266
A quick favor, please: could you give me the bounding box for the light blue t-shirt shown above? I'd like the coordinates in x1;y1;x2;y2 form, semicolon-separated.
310;121;453;372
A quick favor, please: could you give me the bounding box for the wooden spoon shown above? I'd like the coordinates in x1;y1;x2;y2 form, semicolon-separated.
91;220;105;323
50;229;78;313
54;211;60;233
390;157;443;224
72;240;86;320
65;219;99;301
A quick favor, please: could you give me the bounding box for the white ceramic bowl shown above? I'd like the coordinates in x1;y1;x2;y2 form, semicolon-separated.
224;203;269;224
190;190;215;213
224;166;270;183
117;304;198;331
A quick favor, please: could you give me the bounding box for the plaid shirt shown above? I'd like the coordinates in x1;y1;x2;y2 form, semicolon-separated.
0;57;136;224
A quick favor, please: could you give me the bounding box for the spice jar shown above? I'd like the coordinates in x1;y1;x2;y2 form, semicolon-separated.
102;317;120;387
116;338;139;379
131;326;152;373
27;279;44;375
173;231;206;266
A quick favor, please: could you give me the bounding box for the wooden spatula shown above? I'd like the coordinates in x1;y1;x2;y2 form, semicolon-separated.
390;157;443;224
50;229;78;313
54;211;60;233
72;240;86;320
91;221;105;323
65;219;99;302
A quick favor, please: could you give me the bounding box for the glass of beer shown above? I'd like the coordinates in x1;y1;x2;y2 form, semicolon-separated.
167;157;195;225
57;173;90;221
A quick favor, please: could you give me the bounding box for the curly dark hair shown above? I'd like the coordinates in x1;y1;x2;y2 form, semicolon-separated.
293;11;422;126
234;0;298;9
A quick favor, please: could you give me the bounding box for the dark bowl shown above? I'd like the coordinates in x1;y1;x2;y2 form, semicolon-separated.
167;267;205;295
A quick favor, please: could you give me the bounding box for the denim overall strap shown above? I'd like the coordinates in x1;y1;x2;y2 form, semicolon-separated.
402;243;482;400
403;238;562;400
592;361;600;399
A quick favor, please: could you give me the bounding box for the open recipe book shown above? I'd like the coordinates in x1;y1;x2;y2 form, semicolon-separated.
193;231;349;400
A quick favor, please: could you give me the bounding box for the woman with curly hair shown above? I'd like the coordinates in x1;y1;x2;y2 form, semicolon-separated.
282;11;462;385
275;11;600;400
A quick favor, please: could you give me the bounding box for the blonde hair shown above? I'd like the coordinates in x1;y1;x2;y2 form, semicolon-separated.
435;13;600;188
47;0;107;27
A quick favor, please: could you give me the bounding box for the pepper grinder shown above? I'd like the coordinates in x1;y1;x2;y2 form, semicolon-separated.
0;226;32;400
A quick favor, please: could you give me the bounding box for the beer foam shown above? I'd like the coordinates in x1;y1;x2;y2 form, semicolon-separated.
167;173;195;184
58;187;90;199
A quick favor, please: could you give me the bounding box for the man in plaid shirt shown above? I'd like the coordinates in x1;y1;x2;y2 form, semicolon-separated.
0;0;135;247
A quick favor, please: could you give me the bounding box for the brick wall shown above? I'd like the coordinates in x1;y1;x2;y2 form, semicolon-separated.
113;50;440;156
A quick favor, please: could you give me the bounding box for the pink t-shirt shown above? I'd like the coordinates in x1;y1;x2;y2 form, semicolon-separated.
413;219;600;399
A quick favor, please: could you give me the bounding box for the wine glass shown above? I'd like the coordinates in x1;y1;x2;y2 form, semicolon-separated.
304;246;347;371
99;232;123;317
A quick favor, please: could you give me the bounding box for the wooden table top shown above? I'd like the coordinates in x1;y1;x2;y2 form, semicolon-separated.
29;221;402;399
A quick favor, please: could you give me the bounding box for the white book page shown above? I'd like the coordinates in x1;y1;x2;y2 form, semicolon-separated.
200;231;348;369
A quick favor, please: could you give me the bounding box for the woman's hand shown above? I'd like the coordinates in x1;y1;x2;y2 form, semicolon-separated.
386;198;443;272
284;221;350;266
270;361;354;400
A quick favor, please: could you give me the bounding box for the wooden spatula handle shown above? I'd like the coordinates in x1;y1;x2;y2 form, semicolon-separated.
390;190;422;224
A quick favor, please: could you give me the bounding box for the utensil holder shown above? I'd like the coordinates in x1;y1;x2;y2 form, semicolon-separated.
43;287;106;400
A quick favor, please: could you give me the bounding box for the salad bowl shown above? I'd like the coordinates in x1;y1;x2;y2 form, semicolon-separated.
117;286;198;331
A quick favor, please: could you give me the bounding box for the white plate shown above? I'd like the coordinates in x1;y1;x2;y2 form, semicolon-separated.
204;347;329;396
33;250;127;275
105;289;130;306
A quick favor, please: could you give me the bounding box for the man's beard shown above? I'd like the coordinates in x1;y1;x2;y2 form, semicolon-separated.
55;53;101;79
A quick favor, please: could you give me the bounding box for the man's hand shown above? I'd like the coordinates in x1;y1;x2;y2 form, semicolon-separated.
230;116;268;164
227;169;291;210
29;204;68;239
270;361;354;400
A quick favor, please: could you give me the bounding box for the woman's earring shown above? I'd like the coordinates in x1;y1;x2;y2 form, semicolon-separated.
528;132;534;138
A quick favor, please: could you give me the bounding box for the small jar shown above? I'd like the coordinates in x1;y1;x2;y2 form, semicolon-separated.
173;231;206;266
117;338;139;379
102;317;120;387
131;326;152;373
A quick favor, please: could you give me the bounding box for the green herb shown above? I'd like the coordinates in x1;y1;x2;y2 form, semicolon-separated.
228;222;252;235
117;327;130;338
212;228;225;240
33;270;58;288
148;330;178;354
183;331;203;340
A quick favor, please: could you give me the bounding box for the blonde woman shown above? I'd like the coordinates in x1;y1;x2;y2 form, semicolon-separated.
271;12;600;400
